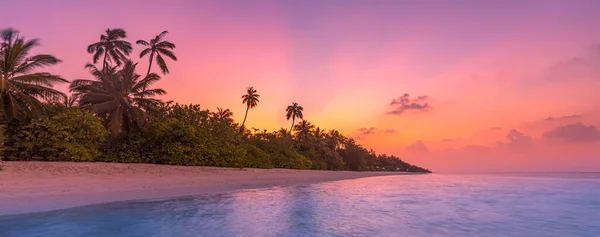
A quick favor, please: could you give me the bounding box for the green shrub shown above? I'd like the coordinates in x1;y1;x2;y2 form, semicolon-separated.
100;134;147;163
298;149;328;170
275;151;312;169
3;107;107;161
100;118;249;168
147;119;205;165
236;144;273;169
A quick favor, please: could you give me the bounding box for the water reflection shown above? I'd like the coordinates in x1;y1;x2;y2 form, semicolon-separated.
226;188;290;237
285;185;320;236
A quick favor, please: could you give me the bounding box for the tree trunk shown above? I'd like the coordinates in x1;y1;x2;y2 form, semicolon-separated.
290;117;295;131
146;52;154;76
102;50;109;71
240;106;249;132
141;52;154;99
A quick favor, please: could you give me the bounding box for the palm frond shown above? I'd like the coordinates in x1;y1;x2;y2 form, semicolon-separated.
11;91;45;111
157;30;168;40
87;42;102;54
155;54;169;74
139;48;152;58
84;63;99;71
10;73;68;86
134;88;166;98
9;39;40;66
11;54;61;76
114;48;129;64
1;28;17;42
92;47;104;64
69;78;97;88
108;49;122;67
136;40;149;46
89;100;118;114
108;28;127;39
156;41;176;49
2;93;24;120
132;73;161;92
12;82;66;101
156;47;177;60
114;40;132;55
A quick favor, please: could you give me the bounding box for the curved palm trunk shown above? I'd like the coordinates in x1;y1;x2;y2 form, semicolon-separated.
103;50;109;71
290;117;295;131
141;52;155;99
240;106;249;132
1;78;5;95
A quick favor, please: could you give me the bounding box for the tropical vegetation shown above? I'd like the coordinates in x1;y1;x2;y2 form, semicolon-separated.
0;28;68;122
87;28;132;70
286;102;303;131
136;30;177;75
0;28;431;173
240;86;259;131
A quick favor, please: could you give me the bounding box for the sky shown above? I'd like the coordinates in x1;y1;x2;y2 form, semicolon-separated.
2;0;600;172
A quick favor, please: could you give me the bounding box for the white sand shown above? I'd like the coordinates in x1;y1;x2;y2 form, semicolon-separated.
0;161;414;215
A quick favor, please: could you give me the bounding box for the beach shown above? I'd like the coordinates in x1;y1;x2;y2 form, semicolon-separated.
0;161;413;215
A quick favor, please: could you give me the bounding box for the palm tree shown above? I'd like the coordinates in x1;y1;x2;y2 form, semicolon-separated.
277;128;292;138
136;31;177;76
87;28;132;70
240;86;259;131
70;60;165;134
0;28;68;122
294;120;315;149
314;127;326;139
294;120;314;133
326;129;344;150
60;94;79;107
214;107;234;123
286;102;303;131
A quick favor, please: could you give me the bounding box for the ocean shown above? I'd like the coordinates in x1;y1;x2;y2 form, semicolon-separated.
1;173;599;237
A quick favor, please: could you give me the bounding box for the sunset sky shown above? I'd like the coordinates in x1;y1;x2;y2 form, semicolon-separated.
2;0;600;172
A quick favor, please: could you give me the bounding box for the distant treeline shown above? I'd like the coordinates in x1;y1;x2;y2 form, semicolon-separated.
0;28;430;173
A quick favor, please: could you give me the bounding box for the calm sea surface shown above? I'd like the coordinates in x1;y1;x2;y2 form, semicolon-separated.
1;173;600;237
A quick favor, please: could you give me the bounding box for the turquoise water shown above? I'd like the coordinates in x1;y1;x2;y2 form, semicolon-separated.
1;173;600;237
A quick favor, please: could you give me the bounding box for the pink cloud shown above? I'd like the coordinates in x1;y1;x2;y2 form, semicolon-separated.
543;123;600;142
387;94;430;115
404;141;429;154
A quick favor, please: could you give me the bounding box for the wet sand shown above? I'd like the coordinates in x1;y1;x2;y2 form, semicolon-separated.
0;161;415;215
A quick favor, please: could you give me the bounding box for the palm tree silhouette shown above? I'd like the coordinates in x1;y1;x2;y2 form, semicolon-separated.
136;31;177;76
87;28;132;70
314;127;326;139
286;102;303;131
240;86;259;131
0;28;68;121
326;129;344;150
294;120;315;148
70;60;165;134
136;31;175;99
214;107;234;123
60;94;79;107
277;128;292;138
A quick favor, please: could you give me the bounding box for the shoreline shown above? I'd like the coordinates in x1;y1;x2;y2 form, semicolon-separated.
0;161;422;216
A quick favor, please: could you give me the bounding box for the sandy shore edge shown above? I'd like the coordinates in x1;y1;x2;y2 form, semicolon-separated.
0;162;422;216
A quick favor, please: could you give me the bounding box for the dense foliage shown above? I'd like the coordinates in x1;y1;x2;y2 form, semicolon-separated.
0;28;431;173
0;28;68;121
3;105;107;161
